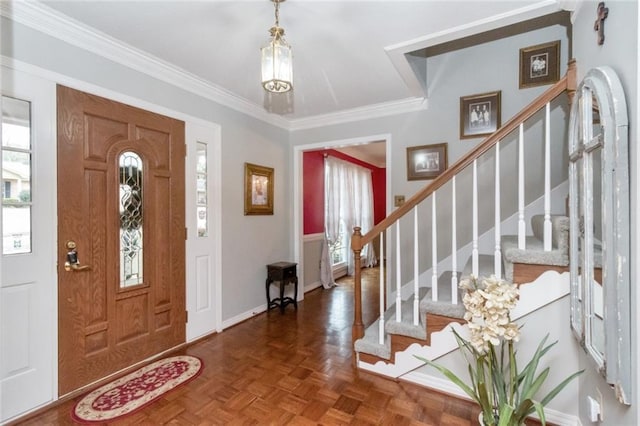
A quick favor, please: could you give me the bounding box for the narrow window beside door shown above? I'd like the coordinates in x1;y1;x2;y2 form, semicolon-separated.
1;96;32;255
196;142;208;237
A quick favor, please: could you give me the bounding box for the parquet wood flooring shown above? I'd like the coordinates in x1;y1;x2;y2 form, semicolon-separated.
16;267;487;425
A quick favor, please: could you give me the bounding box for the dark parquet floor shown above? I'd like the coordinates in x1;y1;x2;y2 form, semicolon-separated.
18;267;485;425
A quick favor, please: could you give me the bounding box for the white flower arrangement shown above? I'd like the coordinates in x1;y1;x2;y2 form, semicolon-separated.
416;275;582;426
460;275;520;353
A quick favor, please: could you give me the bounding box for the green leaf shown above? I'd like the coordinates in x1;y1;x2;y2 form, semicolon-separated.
540;369;584;406
532;400;546;425
522;368;550;402
519;336;554;396
517;336;555;384
414;356;479;403
508;342;517;405
497;404;514;426
512;398;533;423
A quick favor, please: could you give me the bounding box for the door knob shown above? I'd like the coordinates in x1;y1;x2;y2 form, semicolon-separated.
64;240;90;272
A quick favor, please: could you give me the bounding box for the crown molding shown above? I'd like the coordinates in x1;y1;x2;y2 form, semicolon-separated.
288;97;428;131
384;0;562;100
0;1;431;132
1;1;563;132
0;1;290;130
386;0;561;55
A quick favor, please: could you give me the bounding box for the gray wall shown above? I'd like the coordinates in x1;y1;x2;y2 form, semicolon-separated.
1;17;292;322
292;24;571;286
417;295;582;417
572;1;639;424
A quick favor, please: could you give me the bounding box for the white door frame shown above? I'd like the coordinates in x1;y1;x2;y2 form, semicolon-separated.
292;133;392;295
0;58;223;421
1;65;57;423
186;122;223;340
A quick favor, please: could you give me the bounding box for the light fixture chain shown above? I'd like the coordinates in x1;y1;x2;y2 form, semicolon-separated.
274;1;280;27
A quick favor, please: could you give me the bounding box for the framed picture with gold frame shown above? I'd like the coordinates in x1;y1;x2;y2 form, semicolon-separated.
406;143;448;181
244;163;274;215
519;40;560;89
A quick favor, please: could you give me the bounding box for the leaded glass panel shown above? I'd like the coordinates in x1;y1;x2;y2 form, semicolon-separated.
119;151;143;287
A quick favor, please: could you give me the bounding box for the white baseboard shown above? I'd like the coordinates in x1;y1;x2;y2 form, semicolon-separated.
221;304;268;330
401;371;581;426
305;280;323;293
303;233;324;242
221;283;310;330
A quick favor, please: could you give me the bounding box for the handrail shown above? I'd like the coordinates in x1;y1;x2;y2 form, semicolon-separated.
350;60;576;344
353;59;577;251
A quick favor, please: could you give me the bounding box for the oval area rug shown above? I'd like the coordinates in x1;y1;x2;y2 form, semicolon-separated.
72;355;203;423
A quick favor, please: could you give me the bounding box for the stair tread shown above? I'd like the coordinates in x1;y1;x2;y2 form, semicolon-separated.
354;319;391;360
501;235;568;265
384;287;428;339
420;270;465;319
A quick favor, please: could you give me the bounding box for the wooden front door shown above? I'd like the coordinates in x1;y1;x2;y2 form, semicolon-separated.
57;86;186;395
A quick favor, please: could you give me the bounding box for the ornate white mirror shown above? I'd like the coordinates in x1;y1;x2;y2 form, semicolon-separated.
568;67;631;404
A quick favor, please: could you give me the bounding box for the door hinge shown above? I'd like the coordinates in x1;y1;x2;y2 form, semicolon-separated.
185;143;187;157
186;311;189;323
185;227;188;240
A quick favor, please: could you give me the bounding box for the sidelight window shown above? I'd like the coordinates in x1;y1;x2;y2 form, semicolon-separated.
1;96;32;255
196;142;208;237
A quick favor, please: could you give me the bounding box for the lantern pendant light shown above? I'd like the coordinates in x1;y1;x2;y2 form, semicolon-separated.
261;0;293;93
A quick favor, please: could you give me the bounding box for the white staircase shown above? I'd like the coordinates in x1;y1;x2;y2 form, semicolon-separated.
355;213;571;378
349;61;577;381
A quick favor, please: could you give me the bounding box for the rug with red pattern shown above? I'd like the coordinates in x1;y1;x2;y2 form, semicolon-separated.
72;355;203;423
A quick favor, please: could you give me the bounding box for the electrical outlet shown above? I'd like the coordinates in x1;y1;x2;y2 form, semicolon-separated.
587;396;600;422
596;387;603;421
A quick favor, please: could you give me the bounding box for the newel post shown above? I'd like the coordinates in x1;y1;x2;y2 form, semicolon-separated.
567;58;577;106
351;227;364;346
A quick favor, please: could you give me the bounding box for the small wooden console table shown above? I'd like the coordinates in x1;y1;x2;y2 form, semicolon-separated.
265;262;298;313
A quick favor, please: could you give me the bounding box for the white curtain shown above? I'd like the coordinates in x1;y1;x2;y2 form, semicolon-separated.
321;156;377;287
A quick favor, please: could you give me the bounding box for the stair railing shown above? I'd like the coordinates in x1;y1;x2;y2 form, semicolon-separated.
351;60;577;344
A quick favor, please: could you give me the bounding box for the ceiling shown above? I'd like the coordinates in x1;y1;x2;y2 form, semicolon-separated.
334;141;386;168
24;1;563;126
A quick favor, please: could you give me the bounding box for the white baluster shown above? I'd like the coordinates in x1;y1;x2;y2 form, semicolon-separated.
379;232;385;345
544;102;552;251
413;207;419;325
518;123;526;250
395;221;402;322
472;160;479;277
451;176;458;305
494;142;502;278
431;192;438;301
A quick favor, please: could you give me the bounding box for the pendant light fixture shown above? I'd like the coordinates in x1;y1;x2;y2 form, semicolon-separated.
261;0;293;93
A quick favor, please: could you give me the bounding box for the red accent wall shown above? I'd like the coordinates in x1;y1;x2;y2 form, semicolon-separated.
303;149;386;235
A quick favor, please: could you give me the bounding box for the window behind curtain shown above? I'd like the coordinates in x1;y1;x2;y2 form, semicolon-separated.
324;155;376;275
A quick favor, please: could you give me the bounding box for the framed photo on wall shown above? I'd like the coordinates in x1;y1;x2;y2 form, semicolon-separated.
406;143;448;181
460;91;501;139
519;40;560;89
244;162;274;215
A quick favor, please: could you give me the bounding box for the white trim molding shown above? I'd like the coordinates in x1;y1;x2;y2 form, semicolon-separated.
0;0;562;131
401;371;581;426
0;1;290;129
384;0;561;99
288;97;428;131
302;233;324;242
0;1;428;131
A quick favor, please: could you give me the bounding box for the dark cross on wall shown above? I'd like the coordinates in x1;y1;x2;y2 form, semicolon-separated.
594;2;609;45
